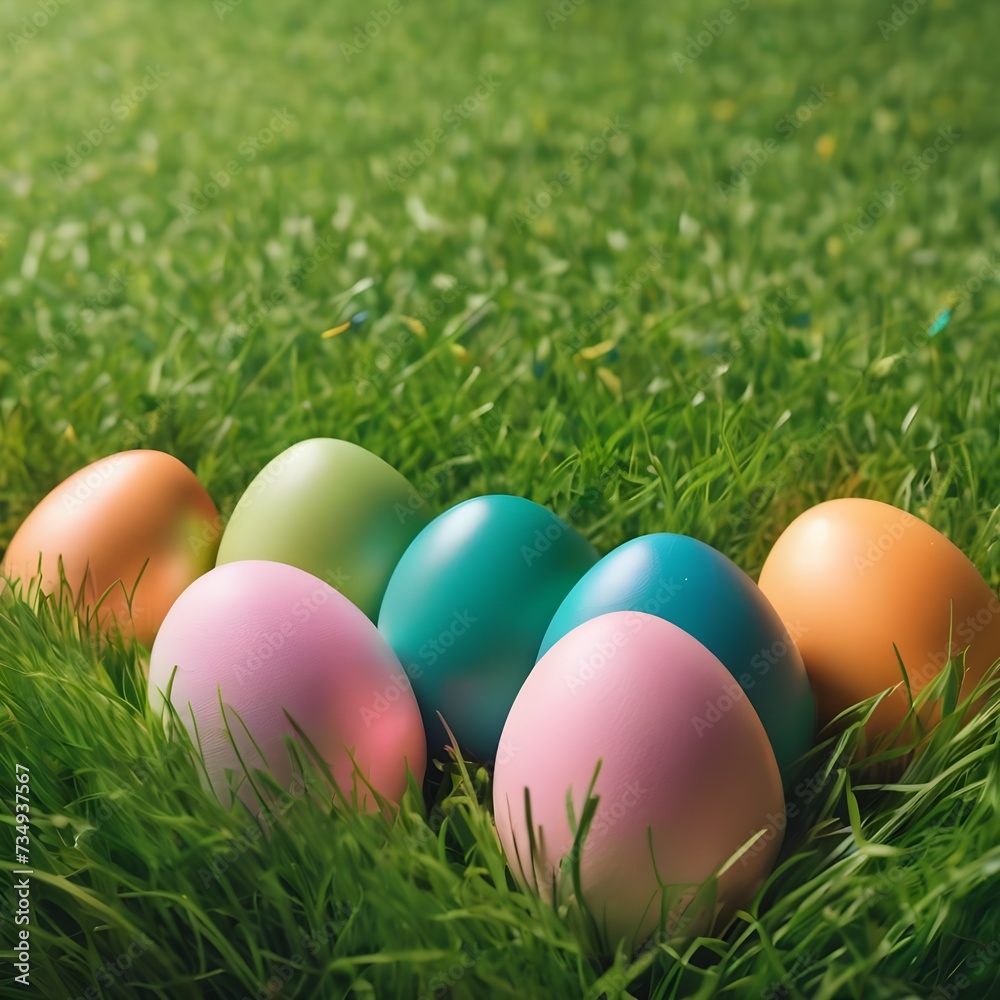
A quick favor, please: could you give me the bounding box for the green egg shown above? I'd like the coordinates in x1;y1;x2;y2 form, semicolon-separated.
216;438;430;620
377;494;600;761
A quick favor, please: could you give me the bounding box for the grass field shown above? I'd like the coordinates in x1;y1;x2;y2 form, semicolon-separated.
2;0;1000;995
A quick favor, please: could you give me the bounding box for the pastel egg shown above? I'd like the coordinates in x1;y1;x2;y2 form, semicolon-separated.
215;438;430;621
494;611;785;949
377;495;599;760
540;533;815;779
758;498;1000;738
148;560;426;811
1;450;220;645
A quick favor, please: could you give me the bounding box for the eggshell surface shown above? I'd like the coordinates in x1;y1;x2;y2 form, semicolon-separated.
148;560;426;811
493;611;784;948
1;450;219;645
540;533;815;778
758;498;1000;737
377;495;599;760
215;438;430;621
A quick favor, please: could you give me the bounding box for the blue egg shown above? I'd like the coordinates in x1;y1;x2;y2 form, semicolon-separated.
378;495;599;761
539;533;815;779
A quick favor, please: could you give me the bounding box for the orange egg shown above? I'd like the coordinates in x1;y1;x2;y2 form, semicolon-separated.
1;450;220;645
758;498;1000;740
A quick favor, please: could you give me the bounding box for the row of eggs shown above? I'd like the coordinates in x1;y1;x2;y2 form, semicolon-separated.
3;439;998;946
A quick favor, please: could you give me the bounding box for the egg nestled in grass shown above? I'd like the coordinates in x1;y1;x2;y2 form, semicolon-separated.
758;497;1000;740
215;438;430;621
1;450;220;645
493;611;785;949
148;560;426;812
378;495;599;761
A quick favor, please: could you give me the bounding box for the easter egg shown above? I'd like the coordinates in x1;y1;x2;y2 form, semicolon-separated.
215;438;430;621
540;533;815;779
494;611;784;948
758;498;1000;738
377;495;599;760
148;560;426;812
1;450;219;645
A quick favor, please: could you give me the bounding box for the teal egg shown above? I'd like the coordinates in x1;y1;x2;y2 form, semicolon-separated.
539;533;815;779
377;495;599;761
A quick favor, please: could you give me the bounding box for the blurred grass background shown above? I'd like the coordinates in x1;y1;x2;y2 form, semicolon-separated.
1;0;999;995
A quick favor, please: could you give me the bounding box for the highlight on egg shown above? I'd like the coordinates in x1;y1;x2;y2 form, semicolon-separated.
539;532;815;780
215;437;430;621
148;559;426;813
493;611;785;949
1;449;220;646
377;494;599;762
758;497;1000;740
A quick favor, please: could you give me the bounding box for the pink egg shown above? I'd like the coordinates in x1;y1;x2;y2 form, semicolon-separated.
148;560;426;812
493;611;784;948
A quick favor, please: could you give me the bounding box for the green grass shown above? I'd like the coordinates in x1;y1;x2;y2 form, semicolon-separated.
2;0;1000;994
